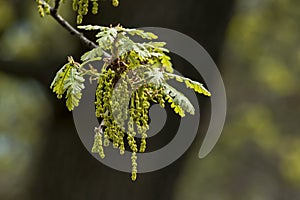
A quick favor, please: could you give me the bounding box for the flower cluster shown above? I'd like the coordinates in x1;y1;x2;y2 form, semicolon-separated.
50;25;211;181
36;0;120;24
73;0;120;24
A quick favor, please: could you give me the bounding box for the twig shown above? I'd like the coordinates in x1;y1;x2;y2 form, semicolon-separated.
49;8;98;50
53;0;62;12
40;0;110;58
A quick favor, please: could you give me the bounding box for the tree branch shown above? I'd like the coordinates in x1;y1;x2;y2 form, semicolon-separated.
40;0;110;58
46;0;98;50
53;0;62;12
49;8;98;50
0;1;113;82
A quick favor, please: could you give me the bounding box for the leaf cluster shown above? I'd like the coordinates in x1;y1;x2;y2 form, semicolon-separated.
50;57;85;111
50;25;211;181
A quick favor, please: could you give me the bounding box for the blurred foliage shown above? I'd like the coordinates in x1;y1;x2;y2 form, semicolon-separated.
0;0;77;199
175;0;300;199
0;72;51;199
0;0;77;62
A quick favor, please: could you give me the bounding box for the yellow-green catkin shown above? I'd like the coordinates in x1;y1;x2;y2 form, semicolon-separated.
91;0;99;14
95;77;105;118
82;0;89;15
95;69;115;117
77;14;83;24
119;130;125;155
72;0;107;23
37;5;45;17
112;0;119;7
72;0;79;10
36;0;51;17
138;87;150;153
157;89;165;108
91;127;105;158
77;0;88;23
128;101;138;178
103;116;111;147
131;152;137;181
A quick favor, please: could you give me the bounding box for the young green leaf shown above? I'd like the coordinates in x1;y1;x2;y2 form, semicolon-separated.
65;68;85;111
50;63;73;99
163;83;195;116
81;47;103;62
164;72;211;96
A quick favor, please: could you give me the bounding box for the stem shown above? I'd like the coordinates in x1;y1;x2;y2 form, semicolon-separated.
39;0;110;57
38;0;97;49
53;0;61;12
49;9;98;50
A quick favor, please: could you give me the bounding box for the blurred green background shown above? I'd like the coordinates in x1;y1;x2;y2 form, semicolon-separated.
176;1;300;199
0;0;300;199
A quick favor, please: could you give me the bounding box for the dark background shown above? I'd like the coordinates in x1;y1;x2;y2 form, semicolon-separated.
1;0;300;199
